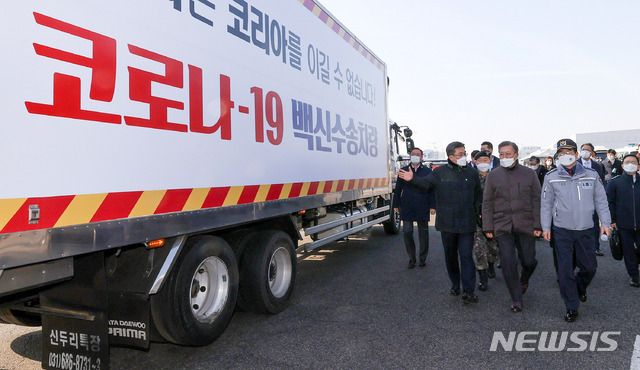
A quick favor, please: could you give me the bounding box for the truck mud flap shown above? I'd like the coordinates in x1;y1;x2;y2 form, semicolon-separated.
108;292;150;349
40;253;110;370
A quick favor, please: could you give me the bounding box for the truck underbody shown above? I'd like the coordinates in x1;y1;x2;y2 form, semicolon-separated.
0;188;400;366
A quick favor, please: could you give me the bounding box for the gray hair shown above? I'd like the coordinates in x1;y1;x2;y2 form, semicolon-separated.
498;140;519;154
446;141;465;156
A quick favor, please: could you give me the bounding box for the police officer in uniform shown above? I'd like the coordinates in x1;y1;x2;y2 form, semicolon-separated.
541;139;611;322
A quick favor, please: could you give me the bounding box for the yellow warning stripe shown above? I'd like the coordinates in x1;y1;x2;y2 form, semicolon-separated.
299;182;311;197
1;177;389;234
54;193;108;227
279;183;293;199
182;188;209;211
223;186;244;206
0;198;27;231
129;190;167;218
254;184;271;203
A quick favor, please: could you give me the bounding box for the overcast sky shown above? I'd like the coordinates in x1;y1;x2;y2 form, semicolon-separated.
318;0;640;153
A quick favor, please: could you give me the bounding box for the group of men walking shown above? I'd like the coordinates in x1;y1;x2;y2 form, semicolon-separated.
394;138;639;322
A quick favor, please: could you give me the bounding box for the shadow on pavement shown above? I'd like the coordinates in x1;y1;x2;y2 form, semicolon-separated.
10;329;41;362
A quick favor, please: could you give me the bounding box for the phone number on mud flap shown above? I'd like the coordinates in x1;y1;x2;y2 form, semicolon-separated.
48;352;101;370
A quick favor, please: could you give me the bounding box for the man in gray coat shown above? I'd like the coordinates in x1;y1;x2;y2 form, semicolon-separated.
541;139;611;322
483;141;542;313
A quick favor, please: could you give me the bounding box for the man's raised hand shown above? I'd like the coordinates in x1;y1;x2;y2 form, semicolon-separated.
398;168;413;181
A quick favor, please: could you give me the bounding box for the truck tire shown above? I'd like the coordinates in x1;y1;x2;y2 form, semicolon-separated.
383;207;401;235
0;308;41;327
150;235;238;346
238;230;296;314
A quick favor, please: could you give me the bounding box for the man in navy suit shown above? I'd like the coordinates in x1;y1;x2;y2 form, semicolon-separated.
577;143;606;256
393;147;436;269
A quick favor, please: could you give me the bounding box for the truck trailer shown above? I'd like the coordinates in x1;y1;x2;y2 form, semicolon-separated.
0;1;407;368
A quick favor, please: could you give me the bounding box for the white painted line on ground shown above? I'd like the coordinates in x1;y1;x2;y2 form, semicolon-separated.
631;335;640;370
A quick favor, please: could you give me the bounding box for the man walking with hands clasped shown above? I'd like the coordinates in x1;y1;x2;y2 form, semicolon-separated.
482;141;542;313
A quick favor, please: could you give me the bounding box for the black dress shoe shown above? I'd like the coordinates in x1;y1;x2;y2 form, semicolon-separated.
630;278;640;287
510;303;522;313
462;293;478;304
564;309;579;322
450;287;461;296
578;291;587;302
478;270;488;291
408;261;416;269
487;263;496;279
419;261;426;267
595;249;604;256
520;273;530;294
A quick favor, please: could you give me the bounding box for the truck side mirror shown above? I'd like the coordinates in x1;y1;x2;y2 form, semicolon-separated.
406;138;414;153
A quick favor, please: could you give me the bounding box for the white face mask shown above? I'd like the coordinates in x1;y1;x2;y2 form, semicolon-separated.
456;156;467;166
623;163;639;174
546;160;552;166
558;154;577;167
500;158;516;167
410;155;421;164
530;164;539;171
580;150;591;159
476;163;490;172
608;155;615;161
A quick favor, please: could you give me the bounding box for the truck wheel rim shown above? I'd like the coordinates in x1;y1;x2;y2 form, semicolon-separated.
190;256;229;323
268;247;292;298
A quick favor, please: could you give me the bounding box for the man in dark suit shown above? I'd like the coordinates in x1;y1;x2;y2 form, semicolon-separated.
481;141;501;171
577;143;605;183
603;149;623;182
578;143;606;256
606;154;640;287
529;156;548;185
398;141;483;304
393;147;435;269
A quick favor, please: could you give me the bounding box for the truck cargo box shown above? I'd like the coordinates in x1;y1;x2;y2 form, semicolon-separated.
0;0;390;271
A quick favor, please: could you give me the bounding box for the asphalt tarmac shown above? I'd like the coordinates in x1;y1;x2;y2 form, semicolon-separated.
1;225;639;369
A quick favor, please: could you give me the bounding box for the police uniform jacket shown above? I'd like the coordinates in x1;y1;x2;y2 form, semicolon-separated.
540;162;611;232
409;160;482;233
392;164;435;222
606;172;640;230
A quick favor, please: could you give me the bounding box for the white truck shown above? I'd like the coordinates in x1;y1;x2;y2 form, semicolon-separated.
0;1;410;368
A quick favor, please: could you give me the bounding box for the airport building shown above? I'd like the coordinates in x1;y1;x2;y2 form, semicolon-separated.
576;128;640;155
